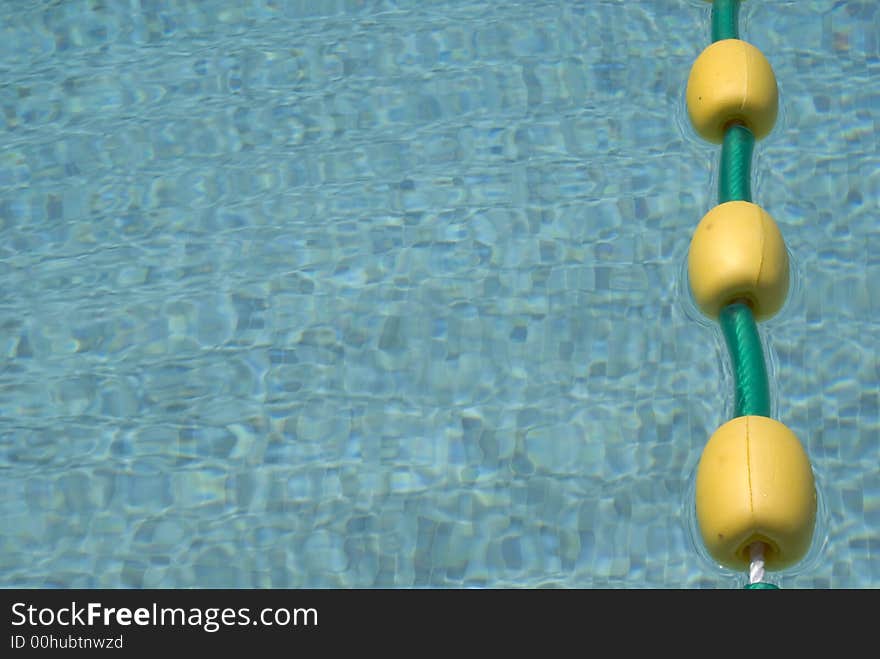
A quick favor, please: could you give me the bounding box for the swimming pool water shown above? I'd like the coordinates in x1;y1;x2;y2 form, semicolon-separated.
0;0;877;588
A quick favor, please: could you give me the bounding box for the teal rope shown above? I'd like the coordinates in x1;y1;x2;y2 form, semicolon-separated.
707;0;780;592
712;0;740;42
714;4;769;423
719;124;754;203
719;303;771;418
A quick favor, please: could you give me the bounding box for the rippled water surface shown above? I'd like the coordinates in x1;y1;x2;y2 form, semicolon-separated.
1;0;877;588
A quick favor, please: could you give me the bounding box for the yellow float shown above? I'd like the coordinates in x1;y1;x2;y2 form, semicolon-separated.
686;39;778;143
695;416;817;571
687;200;789;322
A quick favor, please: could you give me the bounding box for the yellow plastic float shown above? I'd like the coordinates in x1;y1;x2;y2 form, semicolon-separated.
686;38;778;143
687;200;789;322
695;416;817;571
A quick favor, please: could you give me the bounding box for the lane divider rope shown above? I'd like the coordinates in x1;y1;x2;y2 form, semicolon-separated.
684;0;818;589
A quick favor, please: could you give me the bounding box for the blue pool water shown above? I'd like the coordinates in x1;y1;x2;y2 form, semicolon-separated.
0;0;877;588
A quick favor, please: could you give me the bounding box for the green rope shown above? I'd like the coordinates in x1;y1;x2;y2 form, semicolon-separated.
719;124;754;203
712;0;740;42
706;0;780;592
719;303;771;418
